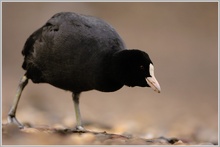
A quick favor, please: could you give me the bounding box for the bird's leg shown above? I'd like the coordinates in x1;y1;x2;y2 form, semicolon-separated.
7;75;28;129
72;92;86;132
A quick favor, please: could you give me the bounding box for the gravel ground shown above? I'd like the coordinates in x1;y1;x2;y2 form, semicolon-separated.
2;123;217;145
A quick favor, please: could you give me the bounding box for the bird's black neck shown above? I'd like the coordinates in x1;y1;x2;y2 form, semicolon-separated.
94;50;124;92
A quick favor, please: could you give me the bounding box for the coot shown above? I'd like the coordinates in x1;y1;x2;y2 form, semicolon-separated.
8;12;161;130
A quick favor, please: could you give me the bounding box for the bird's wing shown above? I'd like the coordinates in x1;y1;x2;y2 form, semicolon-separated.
22;26;44;69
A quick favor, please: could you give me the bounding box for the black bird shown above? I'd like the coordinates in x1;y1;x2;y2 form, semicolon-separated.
8;12;161;131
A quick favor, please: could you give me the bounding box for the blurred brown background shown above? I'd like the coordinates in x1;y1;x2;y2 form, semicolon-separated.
2;2;218;143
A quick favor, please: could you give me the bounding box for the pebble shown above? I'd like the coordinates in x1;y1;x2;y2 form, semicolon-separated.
173;140;185;145
22;128;41;134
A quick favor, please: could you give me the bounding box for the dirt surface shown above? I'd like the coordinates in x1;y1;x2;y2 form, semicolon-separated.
2;123;216;145
2;2;218;145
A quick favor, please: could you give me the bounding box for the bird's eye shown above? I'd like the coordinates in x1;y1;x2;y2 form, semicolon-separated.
140;65;145;70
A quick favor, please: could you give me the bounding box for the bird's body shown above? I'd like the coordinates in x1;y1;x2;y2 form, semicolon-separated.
8;12;161;130
22;12;125;92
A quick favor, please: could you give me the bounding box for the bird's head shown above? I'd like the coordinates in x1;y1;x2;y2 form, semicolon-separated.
113;49;161;93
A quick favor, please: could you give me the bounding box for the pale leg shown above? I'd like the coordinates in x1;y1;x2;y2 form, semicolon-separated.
72;92;86;131
8;75;28;129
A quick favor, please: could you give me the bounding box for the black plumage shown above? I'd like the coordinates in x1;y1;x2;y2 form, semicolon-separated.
8;12;161;130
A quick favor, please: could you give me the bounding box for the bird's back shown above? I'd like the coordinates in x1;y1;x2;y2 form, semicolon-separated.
22;12;125;92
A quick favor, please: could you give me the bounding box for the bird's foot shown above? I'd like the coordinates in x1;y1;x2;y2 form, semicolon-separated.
7;115;24;129
72;125;88;133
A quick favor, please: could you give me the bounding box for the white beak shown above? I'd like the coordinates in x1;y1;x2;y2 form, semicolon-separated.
146;64;161;93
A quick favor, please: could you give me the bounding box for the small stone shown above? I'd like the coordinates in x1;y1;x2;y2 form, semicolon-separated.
173;140;185;145
21;128;41;133
168;137;179;144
